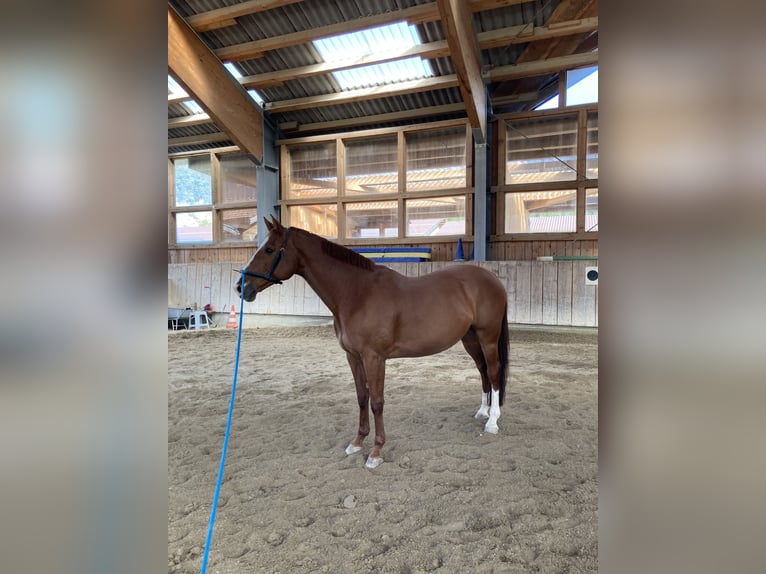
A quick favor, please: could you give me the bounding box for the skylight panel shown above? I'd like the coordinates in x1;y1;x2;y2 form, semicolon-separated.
248;89;265;106
182;99;204;114
167;75;185;96
224;63;265;107
313;22;433;90
224;62;242;79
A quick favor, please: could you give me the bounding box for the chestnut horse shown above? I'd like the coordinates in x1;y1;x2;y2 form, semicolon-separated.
235;217;509;469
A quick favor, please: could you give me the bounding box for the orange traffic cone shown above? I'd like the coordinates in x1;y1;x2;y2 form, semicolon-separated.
226;305;238;329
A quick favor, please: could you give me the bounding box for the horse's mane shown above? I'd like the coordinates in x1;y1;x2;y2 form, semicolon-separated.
292;228;375;271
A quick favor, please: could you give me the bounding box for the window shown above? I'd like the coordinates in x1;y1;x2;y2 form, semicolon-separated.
534;66;598;110
345;201;398;239
585;188;598;232
281;121;471;240
498;107;598;236
288;204;337;238
169;152;258;245
406;128;467;192
287;143;337;199
406;196;466;237
176;211;213;244
566;66;598;106
505;190;576;234
586;111;598;179
345;136;398;195
505;115;578;184
220;153;258;242
173;157;211;206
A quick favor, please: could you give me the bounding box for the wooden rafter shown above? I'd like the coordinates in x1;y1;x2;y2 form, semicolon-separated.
278;103;466;135
437;0;487;142
489;52;597;82
214;3;441;62
264;52;592;116
264;75;460;114
168;132;230;147
241;42;450;88
187;0;303;33
238;17;596;89
168;6;263;161
190;0;533;34
212;0;544;61
516;0;598;63
237;17;597;89
168;113;214;128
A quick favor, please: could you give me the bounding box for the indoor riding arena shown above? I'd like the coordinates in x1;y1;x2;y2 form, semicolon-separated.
168;1;598;572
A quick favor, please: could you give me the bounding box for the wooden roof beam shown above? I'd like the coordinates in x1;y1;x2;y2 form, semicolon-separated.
241;41;450;88
489;51;598;82
480;17;598;50
168;93;189;105
264;53;594;116
264;75;460;114
213;0;539;61
215;3;441;62
515;0;597;63
168;113;213;128
238;17;597;89
437;0;487;142
168;132;231;147
278;103;466;135
191;0;532;34
187;0;304;33
168;6;263;162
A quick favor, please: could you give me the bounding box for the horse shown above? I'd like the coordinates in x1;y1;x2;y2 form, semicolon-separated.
235;216;509;469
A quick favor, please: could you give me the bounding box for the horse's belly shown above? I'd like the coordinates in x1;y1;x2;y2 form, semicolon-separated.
389;325;467;358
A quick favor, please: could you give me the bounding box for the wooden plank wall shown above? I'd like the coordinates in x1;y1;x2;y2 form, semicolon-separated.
169;238;597;263
168;260;598;327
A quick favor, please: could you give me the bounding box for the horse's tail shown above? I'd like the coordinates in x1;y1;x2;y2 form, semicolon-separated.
498;301;509;406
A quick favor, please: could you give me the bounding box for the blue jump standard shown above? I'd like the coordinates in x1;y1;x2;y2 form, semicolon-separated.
352;247;432;262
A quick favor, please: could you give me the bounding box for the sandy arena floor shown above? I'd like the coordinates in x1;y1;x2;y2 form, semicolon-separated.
168;325;597;573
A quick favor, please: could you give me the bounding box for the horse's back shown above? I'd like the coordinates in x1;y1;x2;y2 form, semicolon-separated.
416;264;506;302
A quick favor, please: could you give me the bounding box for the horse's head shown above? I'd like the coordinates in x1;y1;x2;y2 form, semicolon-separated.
235;216;297;301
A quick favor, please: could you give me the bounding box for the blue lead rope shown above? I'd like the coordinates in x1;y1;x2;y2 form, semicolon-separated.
200;272;246;574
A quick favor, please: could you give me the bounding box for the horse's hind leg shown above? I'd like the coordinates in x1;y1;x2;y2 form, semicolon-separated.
462;328;491;420
345;352;369;456
465;323;503;434
477;336;502;434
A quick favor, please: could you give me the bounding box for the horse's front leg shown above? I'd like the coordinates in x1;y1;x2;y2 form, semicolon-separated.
344;352;369;456
362;353;386;469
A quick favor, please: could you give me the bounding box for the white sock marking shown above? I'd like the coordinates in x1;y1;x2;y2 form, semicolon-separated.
484;389;501;433
474;391;490;419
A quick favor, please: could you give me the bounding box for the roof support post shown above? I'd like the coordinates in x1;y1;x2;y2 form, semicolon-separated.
473;138;490;261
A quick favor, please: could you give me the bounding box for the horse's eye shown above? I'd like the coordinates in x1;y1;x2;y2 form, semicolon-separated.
265;247;274;254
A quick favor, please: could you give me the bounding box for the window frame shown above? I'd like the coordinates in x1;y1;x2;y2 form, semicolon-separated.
494;105;598;240
279;119;473;244
168;148;259;247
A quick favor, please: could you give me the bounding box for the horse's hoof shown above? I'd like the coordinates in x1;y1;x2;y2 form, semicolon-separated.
345;443;363;456
474;409;490;420
484;422;499;434
365;456;384;469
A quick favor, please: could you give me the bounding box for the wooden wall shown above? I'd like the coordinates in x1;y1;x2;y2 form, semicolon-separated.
169;260;597;327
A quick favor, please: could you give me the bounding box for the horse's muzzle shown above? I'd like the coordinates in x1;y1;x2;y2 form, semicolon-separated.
235;278;258;302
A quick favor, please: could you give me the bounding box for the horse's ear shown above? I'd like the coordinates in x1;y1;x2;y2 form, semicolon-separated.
270;215;285;232
264;217;274;232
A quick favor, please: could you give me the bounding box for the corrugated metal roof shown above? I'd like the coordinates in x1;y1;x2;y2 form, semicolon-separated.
169;0;596;142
